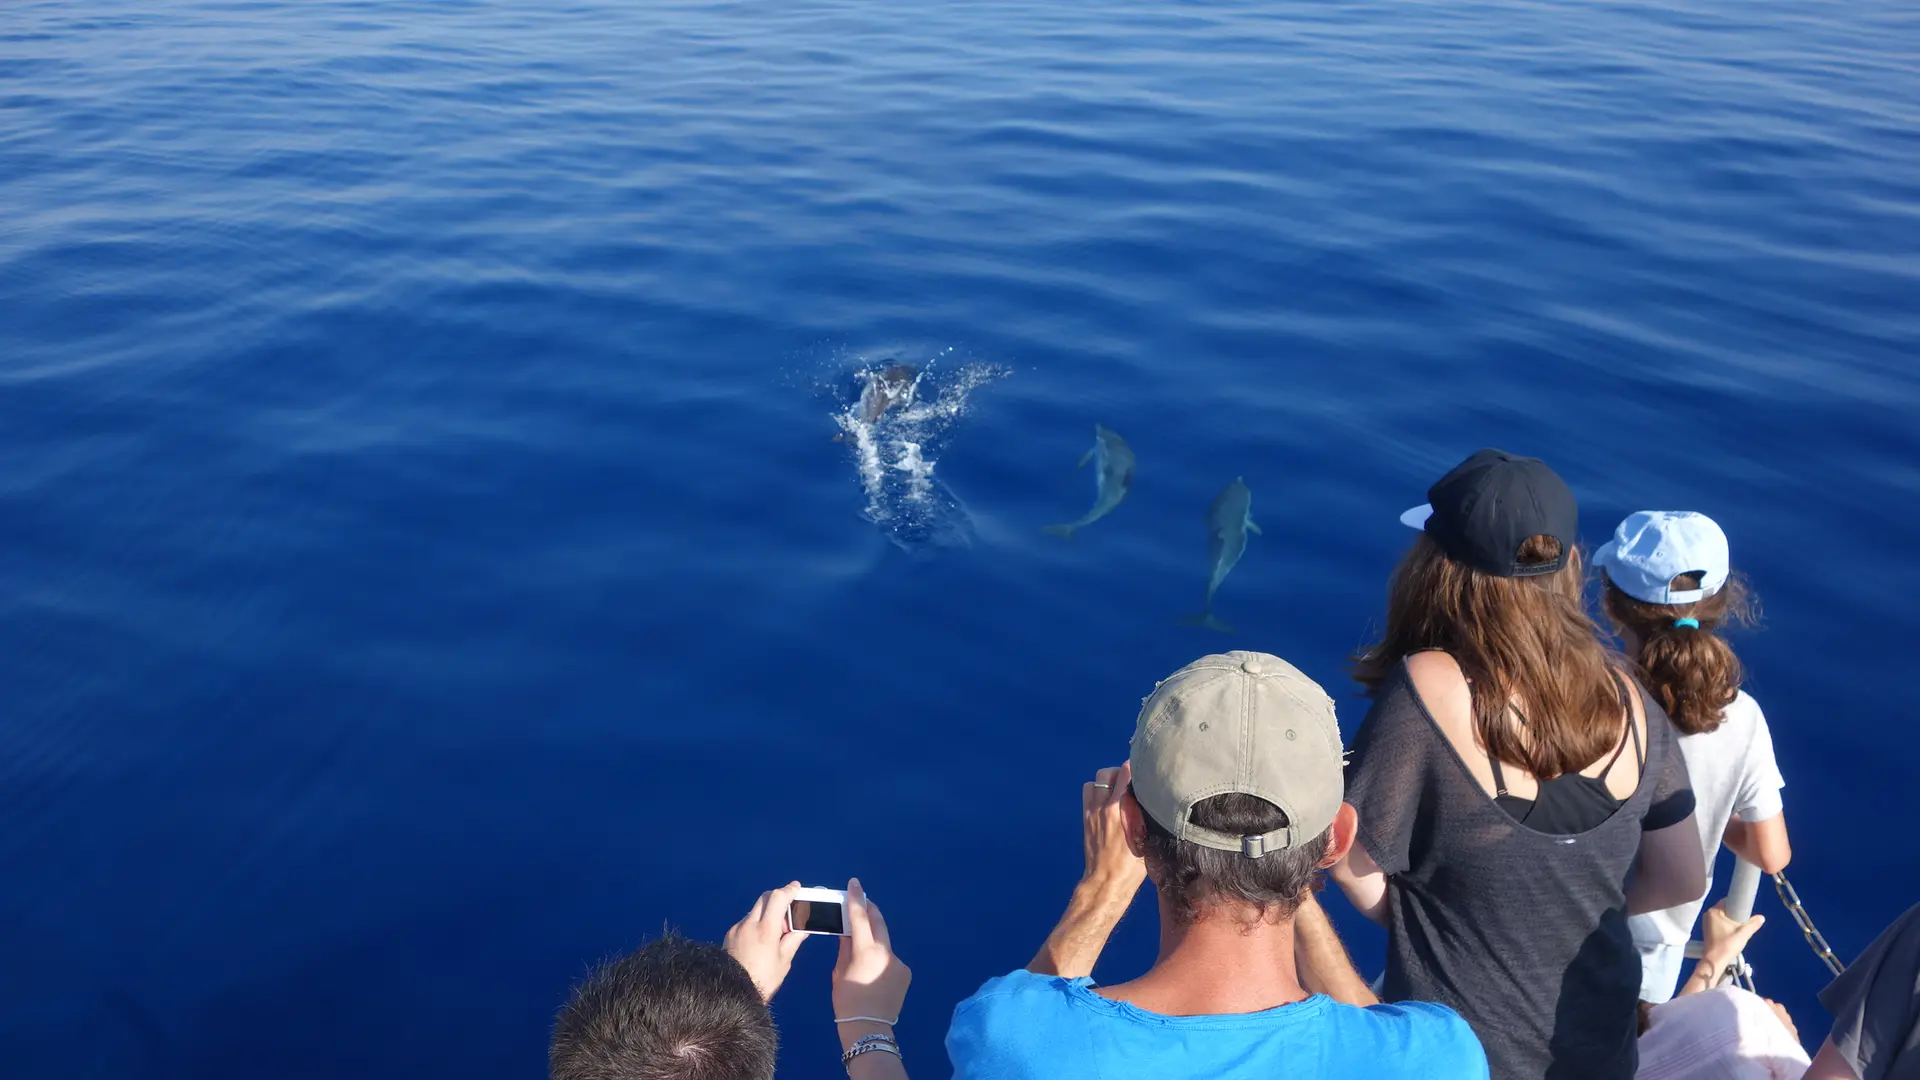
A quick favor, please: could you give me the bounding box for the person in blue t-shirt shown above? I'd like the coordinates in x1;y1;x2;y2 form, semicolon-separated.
946;651;1489;1080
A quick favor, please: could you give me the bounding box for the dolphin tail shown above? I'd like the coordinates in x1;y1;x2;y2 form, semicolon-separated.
1178;612;1235;633
1041;523;1077;540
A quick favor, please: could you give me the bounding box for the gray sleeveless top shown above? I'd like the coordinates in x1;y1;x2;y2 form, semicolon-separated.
1343;658;1696;1080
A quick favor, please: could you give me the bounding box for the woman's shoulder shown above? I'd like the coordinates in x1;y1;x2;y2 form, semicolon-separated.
1346;655;1471;812
1375;651;1474;750
1403;649;1465;684
1351;653;1453;741
1402;651;1471;717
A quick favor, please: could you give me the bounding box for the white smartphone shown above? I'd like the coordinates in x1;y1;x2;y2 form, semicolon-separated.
786;886;851;936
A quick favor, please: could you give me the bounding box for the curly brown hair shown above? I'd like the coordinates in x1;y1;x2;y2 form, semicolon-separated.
1602;571;1758;735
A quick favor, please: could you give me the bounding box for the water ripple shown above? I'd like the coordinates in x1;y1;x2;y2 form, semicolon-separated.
3;0;1918;1075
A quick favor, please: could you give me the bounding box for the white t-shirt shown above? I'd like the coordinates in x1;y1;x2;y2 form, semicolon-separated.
1630;691;1786;1002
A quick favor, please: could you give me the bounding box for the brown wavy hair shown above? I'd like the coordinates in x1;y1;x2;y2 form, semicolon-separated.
1602;572;1757;735
1354;533;1623;779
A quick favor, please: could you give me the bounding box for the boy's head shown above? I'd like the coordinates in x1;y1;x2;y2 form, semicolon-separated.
551;934;776;1080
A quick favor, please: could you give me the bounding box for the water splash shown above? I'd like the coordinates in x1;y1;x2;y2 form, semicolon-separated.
830;349;1006;551
891;440;932;504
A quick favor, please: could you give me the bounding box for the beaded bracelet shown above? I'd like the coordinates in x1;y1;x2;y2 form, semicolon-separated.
842;1033;901;1069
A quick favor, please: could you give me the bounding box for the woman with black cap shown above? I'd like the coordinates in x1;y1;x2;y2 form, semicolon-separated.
1330;449;1707;1080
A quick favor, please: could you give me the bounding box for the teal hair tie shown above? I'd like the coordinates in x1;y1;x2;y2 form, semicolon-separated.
1672;618;1700;630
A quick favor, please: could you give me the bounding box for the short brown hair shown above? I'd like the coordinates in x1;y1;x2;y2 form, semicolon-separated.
551;934;776;1080
1603;571;1757;735
1354;533;1623;779
1136;789;1330;926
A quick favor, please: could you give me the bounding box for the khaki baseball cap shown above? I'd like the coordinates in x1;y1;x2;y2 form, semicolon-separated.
1129;651;1344;858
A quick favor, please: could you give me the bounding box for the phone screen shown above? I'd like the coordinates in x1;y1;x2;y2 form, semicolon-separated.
789;898;846;935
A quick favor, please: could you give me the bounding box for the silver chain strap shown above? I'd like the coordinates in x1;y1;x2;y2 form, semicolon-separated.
1774;871;1845;977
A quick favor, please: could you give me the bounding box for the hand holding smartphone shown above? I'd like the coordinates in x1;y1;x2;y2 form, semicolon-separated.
787;886;854;936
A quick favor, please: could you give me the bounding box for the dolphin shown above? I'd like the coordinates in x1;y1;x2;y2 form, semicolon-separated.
1042;424;1134;539
834;364;919;441
1180;476;1261;632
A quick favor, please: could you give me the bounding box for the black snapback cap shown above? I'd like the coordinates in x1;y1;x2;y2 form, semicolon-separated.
1398;448;1577;578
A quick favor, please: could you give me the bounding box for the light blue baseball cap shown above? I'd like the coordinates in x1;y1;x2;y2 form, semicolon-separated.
1593;510;1730;605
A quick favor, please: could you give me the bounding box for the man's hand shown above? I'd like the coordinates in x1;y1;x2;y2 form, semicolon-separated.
1028;763;1146;978
1081;763;1147;895
722;881;807;1003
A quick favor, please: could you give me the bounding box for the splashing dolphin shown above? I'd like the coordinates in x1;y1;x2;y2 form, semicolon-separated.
1042;424;1134;539
833;363;919;441
1180;476;1261;632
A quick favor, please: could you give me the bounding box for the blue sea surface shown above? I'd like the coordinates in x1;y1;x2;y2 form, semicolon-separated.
4;0;1918;1076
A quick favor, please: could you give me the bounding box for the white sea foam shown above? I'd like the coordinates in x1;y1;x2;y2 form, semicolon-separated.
831;349;1005;547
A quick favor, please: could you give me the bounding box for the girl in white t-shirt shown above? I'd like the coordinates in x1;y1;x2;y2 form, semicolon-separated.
1593;511;1793;1005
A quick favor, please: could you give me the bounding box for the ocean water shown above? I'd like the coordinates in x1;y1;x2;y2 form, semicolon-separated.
3;0;1917;1076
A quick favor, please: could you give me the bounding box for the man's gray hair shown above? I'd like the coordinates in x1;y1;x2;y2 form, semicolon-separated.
1136;789;1331;926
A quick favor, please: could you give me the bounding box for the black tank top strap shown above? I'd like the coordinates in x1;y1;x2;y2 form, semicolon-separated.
1594;722;1633;781
1628;698;1644;771
1488;700;1529;797
1613;666;1645;771
1594;668;1643;782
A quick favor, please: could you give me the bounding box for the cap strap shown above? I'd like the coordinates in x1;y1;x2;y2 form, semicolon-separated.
1184;822;1300;858
1240;827;1292;859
